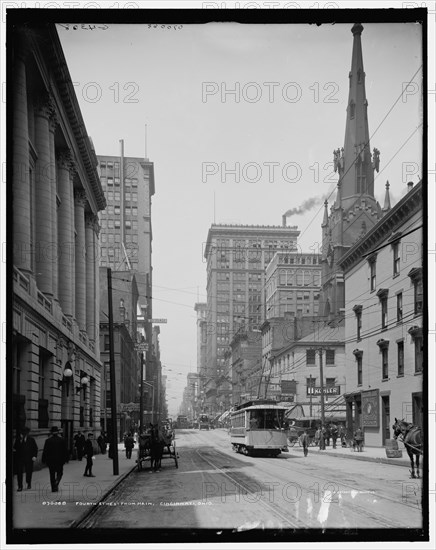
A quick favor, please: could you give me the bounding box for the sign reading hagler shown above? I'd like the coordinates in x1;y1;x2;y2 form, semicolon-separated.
306;386;340;396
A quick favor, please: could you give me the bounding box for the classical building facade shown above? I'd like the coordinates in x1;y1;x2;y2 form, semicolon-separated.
339;182;423;447
203;223;300;416
11;24;106;458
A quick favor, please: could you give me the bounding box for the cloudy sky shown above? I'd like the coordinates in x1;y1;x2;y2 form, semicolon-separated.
57;15;422;416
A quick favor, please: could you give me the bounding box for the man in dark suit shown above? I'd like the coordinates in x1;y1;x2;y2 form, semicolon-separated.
21;427;38;489
42;426;69;492
83;433;95;477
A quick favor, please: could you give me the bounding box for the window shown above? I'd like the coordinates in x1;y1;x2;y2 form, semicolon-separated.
107;177;113;186
132;207;138;217
114;191;120;202
415;336;423;373
108;219;114;229
107;191;113;202
114;205;120;215
306;350;316;365
357;355;362;385
125;220;131;229
132;192;137;202
353;305;363;340
114;220;120;229
414;278;423;315
377;289;389;330
326;349;335;365
397;293;403;322
393;242;400;276
369;258;376;291
104;335;110;351
382;348;389;380
326;377;335;387
307;377;316;392
397;341;404;377
408;267;423;315
381;297;388;329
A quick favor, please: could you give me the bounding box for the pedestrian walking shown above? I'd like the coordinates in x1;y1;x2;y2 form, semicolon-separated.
74;431;86;461
41;426;69;492
83;433;95;477
339;424;347;447
330;423;338;449
124;432;135;459
301;429;310;457
21;427;38;489
324;425;331;447
13;429;24;492
353;427;364;452
318;426;326;450
97;432;107;454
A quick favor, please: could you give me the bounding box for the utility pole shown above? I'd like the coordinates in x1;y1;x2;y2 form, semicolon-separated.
309;374;313;417
139;352;145;433
107;268;119;475
319;347;326;450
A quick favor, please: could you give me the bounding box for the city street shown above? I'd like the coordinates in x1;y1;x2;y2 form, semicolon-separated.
77;429;422;530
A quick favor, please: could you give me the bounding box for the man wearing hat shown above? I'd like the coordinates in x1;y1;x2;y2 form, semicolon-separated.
83;433;95;477
21;427;38;489
41;427;69;492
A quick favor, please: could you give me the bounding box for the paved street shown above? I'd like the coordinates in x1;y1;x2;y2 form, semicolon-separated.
74;429;423;530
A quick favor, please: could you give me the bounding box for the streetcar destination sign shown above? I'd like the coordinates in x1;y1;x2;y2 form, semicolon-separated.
306;386;340;396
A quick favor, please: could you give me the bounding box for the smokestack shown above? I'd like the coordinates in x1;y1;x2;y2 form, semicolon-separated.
282;214;287;227
407;181;414;192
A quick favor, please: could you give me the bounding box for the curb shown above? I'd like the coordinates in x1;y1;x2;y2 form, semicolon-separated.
288;446;410;468
69;463;137;528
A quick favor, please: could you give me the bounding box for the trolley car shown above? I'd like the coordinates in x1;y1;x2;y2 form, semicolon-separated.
230;400;288;457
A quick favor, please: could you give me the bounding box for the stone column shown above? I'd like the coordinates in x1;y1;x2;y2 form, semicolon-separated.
34;93;55;296
94;219;101;358
74;191;87;331
57;150;75;317
49;111;59;300
12;45;31;273
85;213;98;342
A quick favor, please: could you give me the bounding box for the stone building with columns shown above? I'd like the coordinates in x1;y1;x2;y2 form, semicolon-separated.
10;24;106;459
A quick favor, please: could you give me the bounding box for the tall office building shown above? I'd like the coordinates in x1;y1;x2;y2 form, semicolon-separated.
97;142;155;311
203;224;300;415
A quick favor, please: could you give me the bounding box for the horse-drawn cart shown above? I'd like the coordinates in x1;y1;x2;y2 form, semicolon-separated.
136;429;178;471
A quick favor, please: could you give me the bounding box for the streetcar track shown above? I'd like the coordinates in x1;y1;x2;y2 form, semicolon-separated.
196;446;405;529
191;431;422;529
195;448;309;529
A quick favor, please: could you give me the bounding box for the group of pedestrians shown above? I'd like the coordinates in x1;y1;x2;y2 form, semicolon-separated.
14;426;110;493
298;423;364;457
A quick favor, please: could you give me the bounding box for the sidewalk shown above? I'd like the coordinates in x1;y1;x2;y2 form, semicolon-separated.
287;440;413;468
12;442;137;529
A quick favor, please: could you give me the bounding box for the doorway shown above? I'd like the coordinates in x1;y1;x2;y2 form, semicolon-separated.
381;395;390;444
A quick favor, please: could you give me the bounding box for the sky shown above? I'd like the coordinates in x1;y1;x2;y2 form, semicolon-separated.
55;16;423;417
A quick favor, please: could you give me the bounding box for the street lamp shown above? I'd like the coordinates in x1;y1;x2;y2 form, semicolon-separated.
58;363;74;396
76;375;89;395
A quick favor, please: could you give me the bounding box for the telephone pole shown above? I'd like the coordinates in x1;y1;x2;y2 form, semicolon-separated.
107;268;119;475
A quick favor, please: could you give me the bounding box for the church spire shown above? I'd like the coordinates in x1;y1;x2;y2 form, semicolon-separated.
333;23;379;201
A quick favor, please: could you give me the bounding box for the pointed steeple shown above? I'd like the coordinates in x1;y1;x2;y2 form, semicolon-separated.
336;23;378;201
382;181;391;213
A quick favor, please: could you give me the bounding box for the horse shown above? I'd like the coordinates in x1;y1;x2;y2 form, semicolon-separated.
392;418;422;479
149;424;164;472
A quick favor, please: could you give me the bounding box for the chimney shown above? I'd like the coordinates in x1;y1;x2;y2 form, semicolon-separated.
407;181;414;192
282;214;287;227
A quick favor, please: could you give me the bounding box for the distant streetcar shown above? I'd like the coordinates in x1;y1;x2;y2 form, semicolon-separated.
176;415;189;429
230;399;288;457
